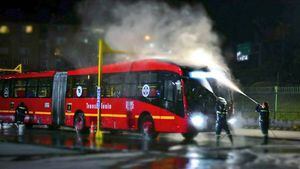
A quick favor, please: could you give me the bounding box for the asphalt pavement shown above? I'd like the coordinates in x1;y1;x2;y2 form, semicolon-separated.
234;128;300;140
1;125;300;169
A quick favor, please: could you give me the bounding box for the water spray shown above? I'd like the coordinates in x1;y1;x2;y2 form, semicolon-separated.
189;70;259;105
243;94;258;105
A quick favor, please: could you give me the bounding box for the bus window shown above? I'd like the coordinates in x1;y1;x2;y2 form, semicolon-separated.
14;80;26;98
101;74;109;97
2;80;11;98
139;72;157;83
107;74;124;98
164;80;174;101
38;78;52;98
72;76;89;98
137;72;161;105
124;73;138;98
161;72;184;117
66;76;74;98
175;80;183;102
26;79;38;98
88;75;97;98
0;80;3;97
184;78;214;113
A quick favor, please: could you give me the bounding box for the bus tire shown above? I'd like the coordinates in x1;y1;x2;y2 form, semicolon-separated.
74;112;86;132
182;132;198;141
49;124;60;130
139;115;158;139
110;130;121;135
25;124;33;129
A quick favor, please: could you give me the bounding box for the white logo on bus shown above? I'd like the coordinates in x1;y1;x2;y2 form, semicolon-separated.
142;84;150;97
76;86;83;97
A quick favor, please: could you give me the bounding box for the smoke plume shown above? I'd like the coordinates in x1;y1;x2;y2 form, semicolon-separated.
76;0;248;97
78;1;226;68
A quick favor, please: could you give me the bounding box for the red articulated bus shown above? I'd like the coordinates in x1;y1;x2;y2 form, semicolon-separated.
0;59;215;140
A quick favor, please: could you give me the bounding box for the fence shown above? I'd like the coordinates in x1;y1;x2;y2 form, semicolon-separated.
233;86;300;122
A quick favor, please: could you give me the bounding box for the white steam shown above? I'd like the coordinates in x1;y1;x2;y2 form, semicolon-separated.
105;2;227;70
77;0;246;96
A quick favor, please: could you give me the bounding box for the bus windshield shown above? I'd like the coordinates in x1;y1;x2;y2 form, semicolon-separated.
184;77;216;114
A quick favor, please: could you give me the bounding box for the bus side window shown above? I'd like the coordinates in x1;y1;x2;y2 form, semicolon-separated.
0;80;3;97
108;74;124;98
14;80;26;98
72;75;88;98
164;80;175;102
38;78;52;98
26;79;38;98
101;74;109;97
66;76;73;98
124;73;138;98
138;72;159;100
87;75;97;98
174;80;183;102
2;80;11;98
161;73;184;117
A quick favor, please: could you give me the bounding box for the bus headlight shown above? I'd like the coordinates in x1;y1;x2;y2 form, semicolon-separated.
190;113;208;130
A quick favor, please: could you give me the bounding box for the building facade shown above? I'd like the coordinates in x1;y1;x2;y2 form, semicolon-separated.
0;22;99;72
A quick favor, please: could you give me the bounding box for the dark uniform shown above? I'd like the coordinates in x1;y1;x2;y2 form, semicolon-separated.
256;102;269;143
215;97;233;146
15;102;28;124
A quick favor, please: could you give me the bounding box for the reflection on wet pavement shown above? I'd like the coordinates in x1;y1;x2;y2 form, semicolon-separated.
1;125;300;169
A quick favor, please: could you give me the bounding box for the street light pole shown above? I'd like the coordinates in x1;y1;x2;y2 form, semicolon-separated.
94;39;131;140
96;39;103;139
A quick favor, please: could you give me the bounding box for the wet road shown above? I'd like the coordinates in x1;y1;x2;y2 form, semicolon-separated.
1;125;300;169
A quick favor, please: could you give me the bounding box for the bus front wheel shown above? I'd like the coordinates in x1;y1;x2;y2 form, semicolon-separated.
182;132;198;141
139;115;158;139
74;112;86;132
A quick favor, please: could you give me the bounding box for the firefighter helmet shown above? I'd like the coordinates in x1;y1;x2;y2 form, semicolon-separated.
218;97;227;106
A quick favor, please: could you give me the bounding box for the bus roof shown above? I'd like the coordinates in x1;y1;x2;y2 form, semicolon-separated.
0;71;56;80
67;59;183;76
0;59;183;79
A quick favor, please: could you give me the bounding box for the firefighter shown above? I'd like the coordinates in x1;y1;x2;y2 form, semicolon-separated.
256;102;270;144
215;97;233;146
15;102;28;124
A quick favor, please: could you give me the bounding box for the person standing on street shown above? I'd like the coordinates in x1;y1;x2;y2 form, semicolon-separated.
215;97;233;146
15;102;28;124
256;102;270;144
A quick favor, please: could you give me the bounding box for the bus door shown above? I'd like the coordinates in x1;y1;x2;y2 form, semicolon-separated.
161;73;185;131
124;72;137;129
51;72;67;126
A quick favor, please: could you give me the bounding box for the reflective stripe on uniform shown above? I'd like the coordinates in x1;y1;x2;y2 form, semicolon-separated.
217;111;227;115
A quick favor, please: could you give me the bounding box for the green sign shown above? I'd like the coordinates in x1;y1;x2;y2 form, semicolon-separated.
237;43;251;61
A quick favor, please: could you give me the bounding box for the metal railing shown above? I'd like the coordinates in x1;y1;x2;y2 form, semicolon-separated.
234;86;300;122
